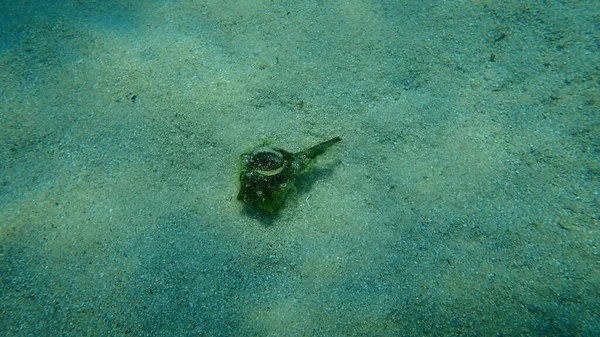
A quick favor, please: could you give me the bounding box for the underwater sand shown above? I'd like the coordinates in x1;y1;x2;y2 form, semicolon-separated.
1;0;599;336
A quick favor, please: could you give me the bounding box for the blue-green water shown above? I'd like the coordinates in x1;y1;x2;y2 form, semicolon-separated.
1;1;598;336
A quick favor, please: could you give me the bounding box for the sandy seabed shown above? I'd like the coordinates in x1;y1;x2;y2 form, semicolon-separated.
1;1;598;336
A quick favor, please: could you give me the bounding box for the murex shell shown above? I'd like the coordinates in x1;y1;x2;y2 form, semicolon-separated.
238;136;342;214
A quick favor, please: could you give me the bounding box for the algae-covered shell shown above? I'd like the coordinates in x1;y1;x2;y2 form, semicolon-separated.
237;137;341;214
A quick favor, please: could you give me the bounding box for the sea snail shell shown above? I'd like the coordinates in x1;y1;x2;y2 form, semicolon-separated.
237;137;341;214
